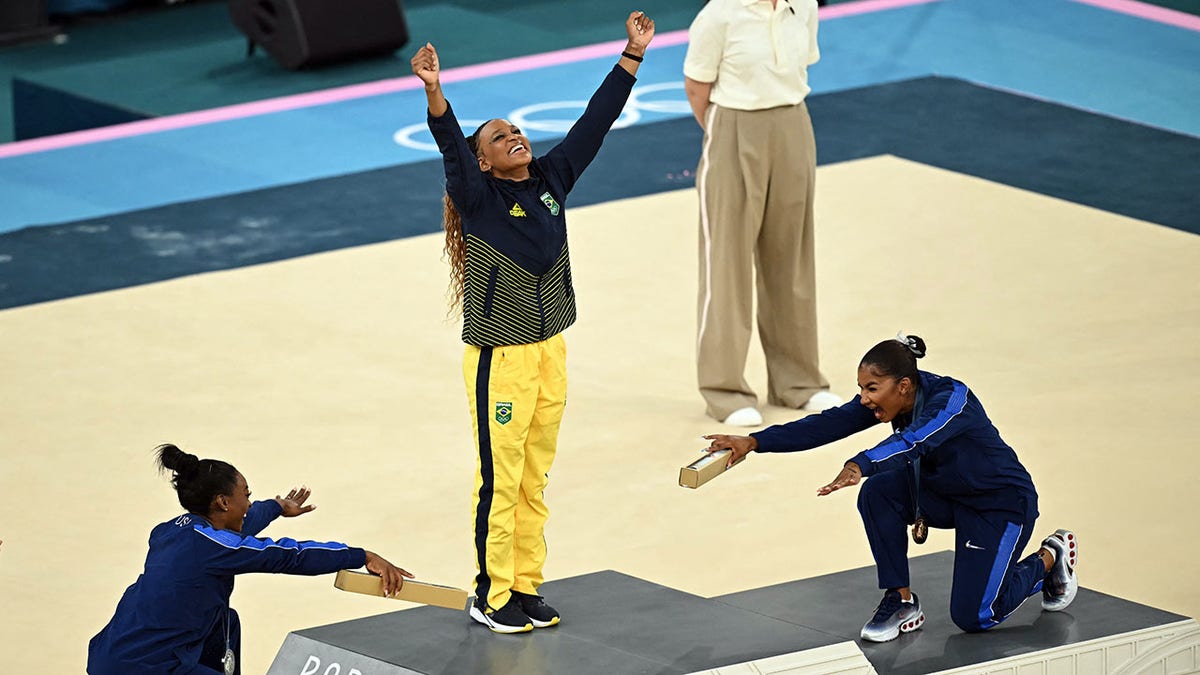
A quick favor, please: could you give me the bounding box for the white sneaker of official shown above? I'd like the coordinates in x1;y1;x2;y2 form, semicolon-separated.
802;390;844;412
722;407;763;427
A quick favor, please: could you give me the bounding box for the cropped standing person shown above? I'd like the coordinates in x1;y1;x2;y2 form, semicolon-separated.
412;11;655;634
88;444;410;674
684;0;842;427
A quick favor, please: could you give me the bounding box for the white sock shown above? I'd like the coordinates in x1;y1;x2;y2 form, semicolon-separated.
1042;545;1057;564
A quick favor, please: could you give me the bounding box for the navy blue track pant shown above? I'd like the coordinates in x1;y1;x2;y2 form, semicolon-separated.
857;470;1047;632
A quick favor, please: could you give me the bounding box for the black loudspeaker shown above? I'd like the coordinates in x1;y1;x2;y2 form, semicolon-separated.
0;0;57;47
229;0;409;70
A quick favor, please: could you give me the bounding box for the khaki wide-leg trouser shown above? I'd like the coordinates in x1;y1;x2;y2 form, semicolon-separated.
696;101;829;421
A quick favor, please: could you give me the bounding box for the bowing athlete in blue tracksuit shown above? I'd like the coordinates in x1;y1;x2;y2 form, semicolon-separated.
88;444;409;674
704;335;1079;642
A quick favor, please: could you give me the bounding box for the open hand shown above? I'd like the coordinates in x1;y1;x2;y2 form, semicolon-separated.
817;462;862;496
275;486;316;517
410;42;440;86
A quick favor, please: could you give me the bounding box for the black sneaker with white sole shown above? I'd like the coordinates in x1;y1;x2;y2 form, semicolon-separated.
511;590;560;628
469;596;533;634
860;590;924;642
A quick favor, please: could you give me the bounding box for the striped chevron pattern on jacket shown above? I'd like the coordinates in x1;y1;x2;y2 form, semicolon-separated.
462;234;575;346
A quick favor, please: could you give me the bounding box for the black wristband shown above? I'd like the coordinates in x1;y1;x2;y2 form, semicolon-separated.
621;50;643;63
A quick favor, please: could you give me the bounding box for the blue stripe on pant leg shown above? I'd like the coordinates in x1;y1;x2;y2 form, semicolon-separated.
977;521;1023;629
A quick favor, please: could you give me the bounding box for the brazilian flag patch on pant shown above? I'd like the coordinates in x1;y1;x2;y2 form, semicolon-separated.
495;401;513;425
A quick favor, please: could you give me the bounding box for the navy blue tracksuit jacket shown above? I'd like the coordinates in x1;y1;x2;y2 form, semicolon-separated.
88;500;365;674
428;64;636;347
752;370;1048;631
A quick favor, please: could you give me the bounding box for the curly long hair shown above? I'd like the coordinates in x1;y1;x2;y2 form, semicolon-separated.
442;192;466;316
441;122;491;317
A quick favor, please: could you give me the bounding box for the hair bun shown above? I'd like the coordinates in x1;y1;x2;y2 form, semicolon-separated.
894;331;927;359
156;443;200;477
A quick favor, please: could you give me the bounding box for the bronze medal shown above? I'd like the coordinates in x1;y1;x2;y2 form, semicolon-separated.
911;516;928;545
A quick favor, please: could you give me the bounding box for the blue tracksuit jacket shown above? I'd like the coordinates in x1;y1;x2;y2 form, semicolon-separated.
752;370;1038;519
88;500;365;674
753;370;1047;631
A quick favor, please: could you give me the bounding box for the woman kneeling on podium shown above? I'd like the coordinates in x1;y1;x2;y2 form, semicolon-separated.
705;334;1079;642
88;444;410;674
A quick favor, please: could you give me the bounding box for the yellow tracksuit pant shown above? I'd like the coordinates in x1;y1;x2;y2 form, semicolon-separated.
463;333;566;611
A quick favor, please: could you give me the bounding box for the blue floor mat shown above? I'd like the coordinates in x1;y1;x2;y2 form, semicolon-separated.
3;0;1197;232
2;77;1196;310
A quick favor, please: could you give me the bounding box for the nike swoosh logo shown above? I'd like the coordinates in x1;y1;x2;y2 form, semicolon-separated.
965;541;986;550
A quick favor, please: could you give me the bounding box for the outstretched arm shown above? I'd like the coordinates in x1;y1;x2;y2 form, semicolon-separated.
411;42;447;118
705;400;877;470
413;41;486;213
539;11;657;195
200;528;413;595
751;399;879;454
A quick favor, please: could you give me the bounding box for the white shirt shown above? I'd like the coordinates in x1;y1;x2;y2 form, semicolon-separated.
683;0;820;111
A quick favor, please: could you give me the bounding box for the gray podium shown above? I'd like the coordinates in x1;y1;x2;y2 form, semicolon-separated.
268;552;1198;675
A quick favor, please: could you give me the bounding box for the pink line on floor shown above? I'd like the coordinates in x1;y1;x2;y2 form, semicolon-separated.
0;36;676;159
1070;0;1200;31
0;0;940;159
820;0;942;19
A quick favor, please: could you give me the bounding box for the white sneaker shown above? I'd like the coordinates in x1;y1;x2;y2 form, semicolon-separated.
1040;529;1078;612
722;407;762;426
802;390;844;412
860;590;924;642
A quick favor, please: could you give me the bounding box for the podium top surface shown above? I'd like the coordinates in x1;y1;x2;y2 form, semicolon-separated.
292;569;841;674
280;552;1189;675
716;550;1189;675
